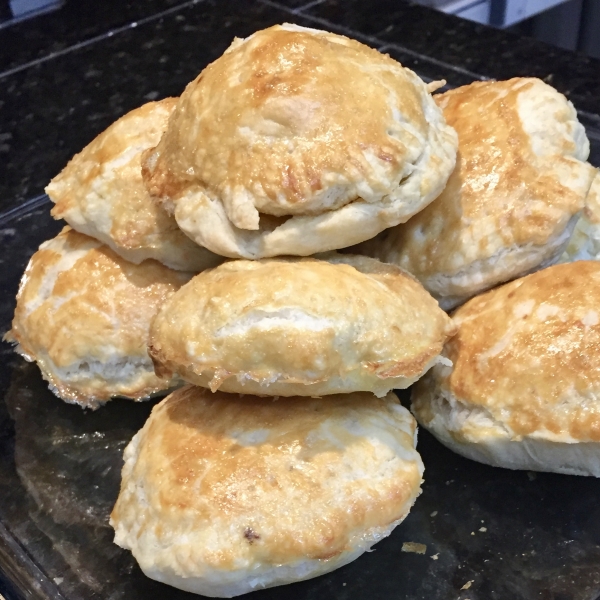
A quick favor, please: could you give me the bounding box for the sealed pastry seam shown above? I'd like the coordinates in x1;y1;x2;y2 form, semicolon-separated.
355;77;596;310
46;99;223;272
411;261;600;476
6;227;189;408
142;23;457;259
148;255;455;397
110;387;424;596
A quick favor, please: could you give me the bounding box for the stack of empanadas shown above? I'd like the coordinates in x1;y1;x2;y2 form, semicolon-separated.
5;20;600;599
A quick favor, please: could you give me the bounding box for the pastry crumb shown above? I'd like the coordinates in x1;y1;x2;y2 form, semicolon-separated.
402;542;427;554
461;580;473;590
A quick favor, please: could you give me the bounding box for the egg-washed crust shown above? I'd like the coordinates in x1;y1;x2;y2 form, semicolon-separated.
110;387;423;596
412;261;600;447
359;78;597;310
5;228;190;409
46;99;223;272
142;23;457;259
561;170;600;263
148;254;456;397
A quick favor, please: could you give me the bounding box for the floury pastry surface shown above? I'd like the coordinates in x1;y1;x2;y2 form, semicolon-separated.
5;228;190;409
560;171;600;263
46;99;223;272
357;78;597;310
142;23;457;259
148;254;456;397
412;261;600;476
111;386;423;597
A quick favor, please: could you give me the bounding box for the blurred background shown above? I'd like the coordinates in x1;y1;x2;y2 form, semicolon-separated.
414;0;600;57
6;0;597;59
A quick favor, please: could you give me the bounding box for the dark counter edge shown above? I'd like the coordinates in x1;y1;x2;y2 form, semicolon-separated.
0;195;51;225
0;520;64;600
0;196;62;600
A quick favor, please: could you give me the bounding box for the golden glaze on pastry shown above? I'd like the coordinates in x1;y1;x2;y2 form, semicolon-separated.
561;170;600;262
46;99;223;272
412;261;600;475
142;23;457;259
358;78;596;309
5;228;190;408
148;254;455;397
111;386;423;597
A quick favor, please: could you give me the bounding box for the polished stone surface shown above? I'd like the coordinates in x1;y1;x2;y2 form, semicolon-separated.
0;0;191;75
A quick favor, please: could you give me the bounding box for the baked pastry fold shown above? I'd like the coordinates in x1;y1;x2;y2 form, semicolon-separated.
46;99;223;272
5;227;190;408
560;170;600;262
357;78;597;310
412;261;600;476
148;254;456;397
142;23;457;259
111;386;424;597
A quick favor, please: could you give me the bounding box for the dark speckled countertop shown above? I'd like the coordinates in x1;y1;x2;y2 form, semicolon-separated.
1;2;600;600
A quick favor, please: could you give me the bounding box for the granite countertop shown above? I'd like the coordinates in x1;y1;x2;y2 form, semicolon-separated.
0;0;599;216
1;2;600;600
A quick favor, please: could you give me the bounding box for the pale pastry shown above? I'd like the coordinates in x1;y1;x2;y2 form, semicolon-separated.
142;23;457;259
111;386;424;597
357;78;596;310
148;254;456;397
560;170;600;262
412;261;600;476
46;99;223;272
5;227;190;409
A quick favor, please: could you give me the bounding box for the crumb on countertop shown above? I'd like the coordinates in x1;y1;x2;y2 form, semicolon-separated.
402;542;427;554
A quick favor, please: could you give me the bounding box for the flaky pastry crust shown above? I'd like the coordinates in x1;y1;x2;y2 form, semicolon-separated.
561;170;600;262
111;386;423;597
148;254;455;397
142;24;457;259
358;78;596;310
412;261;600;475
5;228;190;408
46;99;223;272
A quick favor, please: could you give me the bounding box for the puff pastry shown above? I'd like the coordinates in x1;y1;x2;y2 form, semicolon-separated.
111;386;423;597
148;254;455;397
142;23;457;259
560;170;600;262
357;78;596;310
412;261;600;476
5;228;190;408
46;99;223;272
